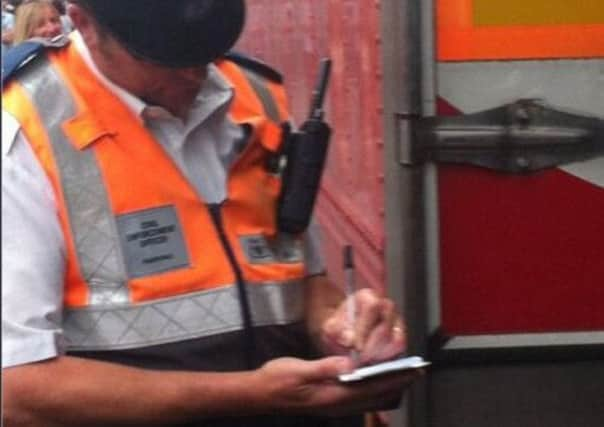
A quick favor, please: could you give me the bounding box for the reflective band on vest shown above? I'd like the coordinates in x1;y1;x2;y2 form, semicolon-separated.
64;279;304;351
16;57;131;305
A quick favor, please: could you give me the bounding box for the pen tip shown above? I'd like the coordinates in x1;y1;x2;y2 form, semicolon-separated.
343;245;354;269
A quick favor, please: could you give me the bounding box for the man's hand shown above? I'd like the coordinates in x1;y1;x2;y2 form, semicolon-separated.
319;288;407;366
255;356;418;416
2;353;417;426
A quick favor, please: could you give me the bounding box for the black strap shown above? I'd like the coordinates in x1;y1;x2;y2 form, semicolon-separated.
224;51;283;84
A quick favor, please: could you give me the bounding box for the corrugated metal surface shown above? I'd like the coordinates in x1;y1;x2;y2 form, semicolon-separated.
237;0;386;292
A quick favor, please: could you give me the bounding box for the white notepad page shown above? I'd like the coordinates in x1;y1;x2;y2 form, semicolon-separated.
338;356;431;382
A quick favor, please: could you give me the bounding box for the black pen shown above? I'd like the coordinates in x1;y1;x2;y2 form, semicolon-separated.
343;245;360;365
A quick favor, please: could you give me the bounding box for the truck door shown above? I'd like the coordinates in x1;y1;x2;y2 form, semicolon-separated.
414;1;604;426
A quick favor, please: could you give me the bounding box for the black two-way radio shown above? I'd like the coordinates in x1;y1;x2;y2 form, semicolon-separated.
277;58;333;234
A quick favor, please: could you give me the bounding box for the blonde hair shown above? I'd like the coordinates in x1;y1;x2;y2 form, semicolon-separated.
13;0;59;44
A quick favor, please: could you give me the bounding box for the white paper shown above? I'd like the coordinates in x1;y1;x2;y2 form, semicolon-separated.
338;356;430;382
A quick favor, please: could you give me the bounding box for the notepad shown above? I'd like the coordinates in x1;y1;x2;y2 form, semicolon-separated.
338;356;430;382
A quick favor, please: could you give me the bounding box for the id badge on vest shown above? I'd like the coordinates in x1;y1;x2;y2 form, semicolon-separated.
116;206;190;278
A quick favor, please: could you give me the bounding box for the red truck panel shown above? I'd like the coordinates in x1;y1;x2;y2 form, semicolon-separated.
437;100;604;335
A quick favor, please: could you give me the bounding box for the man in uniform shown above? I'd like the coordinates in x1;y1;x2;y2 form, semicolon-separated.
2;1;418;426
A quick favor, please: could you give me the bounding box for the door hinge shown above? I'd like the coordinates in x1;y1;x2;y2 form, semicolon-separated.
405;99;604;173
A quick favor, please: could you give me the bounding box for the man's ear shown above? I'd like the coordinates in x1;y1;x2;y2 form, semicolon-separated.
67;3;99;47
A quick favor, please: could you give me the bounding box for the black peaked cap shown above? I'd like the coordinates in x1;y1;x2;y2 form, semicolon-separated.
80;0;246;68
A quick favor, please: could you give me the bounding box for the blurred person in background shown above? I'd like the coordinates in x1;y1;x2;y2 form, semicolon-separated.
12;0;62;44
1;0;16;54
52;0;72;34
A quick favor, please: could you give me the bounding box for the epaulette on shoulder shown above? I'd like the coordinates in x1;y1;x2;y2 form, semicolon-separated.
223;51;283;84
2;35;69;86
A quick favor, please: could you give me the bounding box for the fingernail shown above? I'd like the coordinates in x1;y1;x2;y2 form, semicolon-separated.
339;329;354;346
329;356;353;374
391;326;404;338
338;358;354;373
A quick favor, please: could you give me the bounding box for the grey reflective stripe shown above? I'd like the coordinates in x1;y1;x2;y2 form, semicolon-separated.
240;69;282;123
16;56;130;305
64;279;305;351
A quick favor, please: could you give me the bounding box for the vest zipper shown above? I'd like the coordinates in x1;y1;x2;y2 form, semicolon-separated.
207;203;256;369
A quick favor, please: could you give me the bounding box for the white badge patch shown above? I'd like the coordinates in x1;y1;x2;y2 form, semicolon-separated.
240;234;304;265
117;206;190;278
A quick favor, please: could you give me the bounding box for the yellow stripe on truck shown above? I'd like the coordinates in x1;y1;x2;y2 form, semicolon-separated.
474;0;604;26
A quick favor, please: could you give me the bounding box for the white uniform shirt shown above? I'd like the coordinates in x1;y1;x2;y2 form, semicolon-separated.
2;32;324;368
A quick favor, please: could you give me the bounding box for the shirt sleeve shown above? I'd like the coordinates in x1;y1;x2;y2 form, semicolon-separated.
2;110;67;368
303;218;326;276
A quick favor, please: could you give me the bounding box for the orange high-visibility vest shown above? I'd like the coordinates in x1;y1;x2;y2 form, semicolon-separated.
2;39;307;352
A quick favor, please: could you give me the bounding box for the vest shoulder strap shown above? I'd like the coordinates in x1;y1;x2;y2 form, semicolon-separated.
222;51;285;124
223;51;283;84
2;35;70;86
